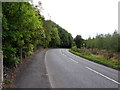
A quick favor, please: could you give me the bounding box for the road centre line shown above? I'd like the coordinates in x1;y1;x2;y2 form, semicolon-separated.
63;53;67;56
67;50;103;66
64;54;79;64
69;58;79;63
61;50;79;64
60;49;62;54
86;67;120;85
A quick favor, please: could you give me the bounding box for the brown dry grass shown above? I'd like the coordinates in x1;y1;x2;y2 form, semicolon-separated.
78;48;120;63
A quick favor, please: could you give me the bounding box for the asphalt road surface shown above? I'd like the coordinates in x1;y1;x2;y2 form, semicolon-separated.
45;49;120;88
14;49;120;88
14;50;51;88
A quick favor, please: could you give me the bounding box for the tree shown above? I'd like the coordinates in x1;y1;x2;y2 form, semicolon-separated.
86;30;120;52
2;2;44;67
57;25;73;48
74;35;83;48
49;27;60;47
2;2;74;67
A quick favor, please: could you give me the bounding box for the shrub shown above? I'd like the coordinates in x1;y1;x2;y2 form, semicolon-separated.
4;80;12;85
71;42;77;51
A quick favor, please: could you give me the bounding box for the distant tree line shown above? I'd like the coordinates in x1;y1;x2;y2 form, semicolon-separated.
86;31;120;52
71;31;120;53
2;2;73;67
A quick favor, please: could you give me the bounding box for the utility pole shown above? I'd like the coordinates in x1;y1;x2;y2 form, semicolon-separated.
0;51;3;89
0;1;2;89
118;2;120;90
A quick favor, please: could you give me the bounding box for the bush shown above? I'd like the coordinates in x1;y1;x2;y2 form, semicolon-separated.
71;42;77;51
3;45;20;67
4;80;12;85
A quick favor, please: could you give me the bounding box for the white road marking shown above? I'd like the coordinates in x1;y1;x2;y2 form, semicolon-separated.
61;50;65;56
63;54;67;56
68;50;103;65
45;50;54;88
86;67;120;85
69;58;79;63
62;50;79;63
60;49;62;54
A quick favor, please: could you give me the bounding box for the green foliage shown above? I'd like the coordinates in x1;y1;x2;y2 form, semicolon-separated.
2;2;73;67
43;20;61;47
4;80;12;85
57;24;73;48
49;27;60;47
2;2;44;67
42;20;73;48
86;31;120;52
74;35;83;48
3;45;20;66
71;42;77;50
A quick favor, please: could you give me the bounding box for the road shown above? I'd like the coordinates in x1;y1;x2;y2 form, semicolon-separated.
14;50;51;88
45;49;120;88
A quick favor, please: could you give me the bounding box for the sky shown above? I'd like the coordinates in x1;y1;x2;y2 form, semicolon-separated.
33;0;119;39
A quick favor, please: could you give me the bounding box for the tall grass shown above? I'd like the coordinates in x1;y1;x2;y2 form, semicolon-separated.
69;49;120;70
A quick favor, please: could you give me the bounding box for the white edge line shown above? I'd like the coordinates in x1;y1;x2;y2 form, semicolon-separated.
44;50;54;88
86;67;120;85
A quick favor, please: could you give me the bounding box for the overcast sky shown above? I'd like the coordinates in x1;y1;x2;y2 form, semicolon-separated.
33;0;119;39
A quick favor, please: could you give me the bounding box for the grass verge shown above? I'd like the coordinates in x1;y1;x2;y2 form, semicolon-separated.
69;50;120;70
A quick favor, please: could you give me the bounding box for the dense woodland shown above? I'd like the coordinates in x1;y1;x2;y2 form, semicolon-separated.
2;2;73;67
2;2;120;68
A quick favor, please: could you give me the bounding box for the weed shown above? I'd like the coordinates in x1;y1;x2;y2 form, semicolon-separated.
4;80;12;85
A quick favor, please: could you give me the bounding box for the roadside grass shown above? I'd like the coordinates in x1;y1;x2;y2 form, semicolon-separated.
69;50;120;70
4;80;12;85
